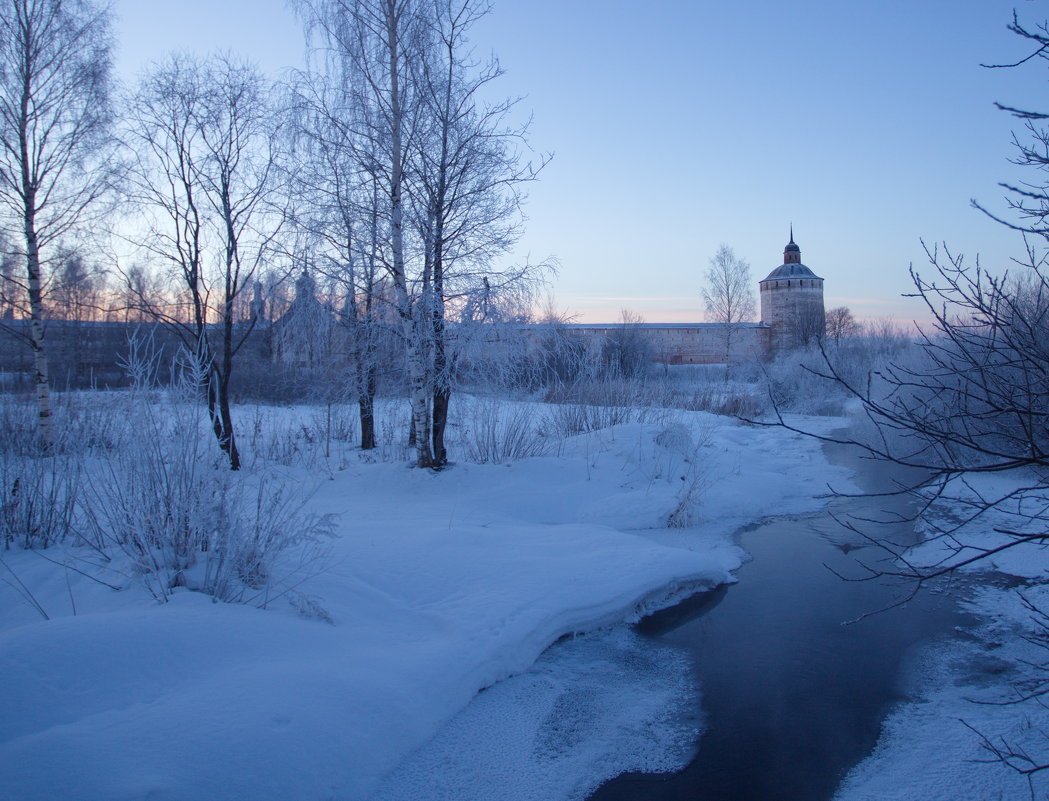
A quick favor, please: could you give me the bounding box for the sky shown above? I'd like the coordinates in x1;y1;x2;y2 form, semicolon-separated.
113;1;1049;324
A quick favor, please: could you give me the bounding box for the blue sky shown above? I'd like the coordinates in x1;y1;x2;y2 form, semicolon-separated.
114;1;1047;323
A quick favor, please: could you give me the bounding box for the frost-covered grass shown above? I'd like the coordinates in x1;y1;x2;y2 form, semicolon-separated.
459;329;915;421
0;383;854;801
0;384;335;606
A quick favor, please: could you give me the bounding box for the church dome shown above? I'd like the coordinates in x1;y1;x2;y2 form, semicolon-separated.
761;230;822;281
763;261;819;280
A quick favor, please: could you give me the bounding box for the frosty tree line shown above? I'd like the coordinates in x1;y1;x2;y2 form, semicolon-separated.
0;0;548;469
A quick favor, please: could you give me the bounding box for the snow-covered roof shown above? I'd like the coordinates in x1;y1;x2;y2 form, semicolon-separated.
761;262;822;281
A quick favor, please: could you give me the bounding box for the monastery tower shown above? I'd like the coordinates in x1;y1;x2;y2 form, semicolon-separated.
759;230;825;352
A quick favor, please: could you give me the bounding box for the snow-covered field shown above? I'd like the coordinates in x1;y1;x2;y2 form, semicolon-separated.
0;395;850;801
5;389;1046;801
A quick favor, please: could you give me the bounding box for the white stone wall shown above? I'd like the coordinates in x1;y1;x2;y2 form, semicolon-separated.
565;325;771;365
759;277;825;352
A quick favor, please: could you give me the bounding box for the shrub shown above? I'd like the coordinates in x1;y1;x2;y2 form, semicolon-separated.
81;356;336;603
0;452;80;549
458;398;549;464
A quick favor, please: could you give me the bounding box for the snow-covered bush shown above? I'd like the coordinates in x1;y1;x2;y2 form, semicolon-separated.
676;383;764;418
0;394;83;549
248;411;328;468
759;347;851;416
541;375;675;429
0;394;39;456
544;401;635;436
458;398;550;464
81;359;336;603
0;451;80;549
243;400;409;467
744;327;915;417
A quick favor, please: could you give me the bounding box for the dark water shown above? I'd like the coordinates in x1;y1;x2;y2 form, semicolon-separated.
589;448;971;801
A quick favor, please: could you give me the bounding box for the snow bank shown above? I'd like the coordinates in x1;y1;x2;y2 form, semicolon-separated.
835;470;1049;801
835;584;1049;801
0;407;850;801
374;627;702;801
1;526;722;801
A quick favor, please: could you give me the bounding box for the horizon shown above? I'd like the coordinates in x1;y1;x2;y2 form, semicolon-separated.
112;1;1045;326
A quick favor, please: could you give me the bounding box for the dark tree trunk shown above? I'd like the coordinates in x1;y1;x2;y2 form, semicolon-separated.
217;290;241;470
203;367;240;470
430;208;449;467
431;386;449;466
358;362;376;450
217;376;241;470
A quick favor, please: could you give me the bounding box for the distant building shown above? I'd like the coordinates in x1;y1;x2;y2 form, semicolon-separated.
261;232;828;371
758;231;825;353
271;269;339;368
560;232;826;364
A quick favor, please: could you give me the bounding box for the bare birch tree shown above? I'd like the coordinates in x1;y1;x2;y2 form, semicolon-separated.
286;63;390;450
602;309;651;378
296;0;440;467
49;247;105;321
703;244;755;363
411;0;547;465
127;54;284;469
0;0;115;446
824;305;857;343
296;0;546;467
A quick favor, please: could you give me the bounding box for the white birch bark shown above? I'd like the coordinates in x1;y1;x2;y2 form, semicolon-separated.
0;0;114;449
24;216;51;447
383;0;434;467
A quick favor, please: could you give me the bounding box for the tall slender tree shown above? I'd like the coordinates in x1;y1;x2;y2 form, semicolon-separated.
287;65;389;450
702;244;755;363
297;0;437;467
0;0;115;446
296;0;546;467
413;0;546;465
127;54;284;469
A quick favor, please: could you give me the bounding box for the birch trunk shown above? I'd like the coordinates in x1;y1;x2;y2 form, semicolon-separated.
16;24;49;447
385;0;433;468
23;207;52;448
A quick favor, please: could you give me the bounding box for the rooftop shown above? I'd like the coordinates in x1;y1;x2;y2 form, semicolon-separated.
762;262;822;280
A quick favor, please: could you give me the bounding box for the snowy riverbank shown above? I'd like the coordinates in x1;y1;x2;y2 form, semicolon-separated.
0;404;853;801
835;469;1049;801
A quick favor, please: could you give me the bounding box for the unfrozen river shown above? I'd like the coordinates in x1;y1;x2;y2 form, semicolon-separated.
589;464;969;800
376;447;970;801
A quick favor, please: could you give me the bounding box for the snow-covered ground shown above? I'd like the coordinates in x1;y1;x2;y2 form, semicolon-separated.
0;397;851;801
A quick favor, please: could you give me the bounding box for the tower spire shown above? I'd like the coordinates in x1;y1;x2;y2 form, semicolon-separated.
783;226;801;264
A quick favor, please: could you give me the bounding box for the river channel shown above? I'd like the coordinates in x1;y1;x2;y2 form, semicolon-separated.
376;445;972;801
589;446;971;801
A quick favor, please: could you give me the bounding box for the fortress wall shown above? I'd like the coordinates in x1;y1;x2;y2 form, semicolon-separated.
565;324;770;365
